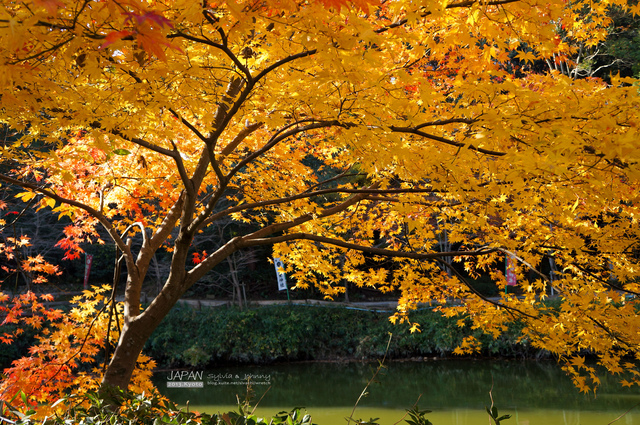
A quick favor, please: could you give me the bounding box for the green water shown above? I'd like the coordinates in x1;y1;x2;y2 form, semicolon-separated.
154;360;640;424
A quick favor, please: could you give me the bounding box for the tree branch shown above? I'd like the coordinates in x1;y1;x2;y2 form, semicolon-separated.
226;120;351;181
109;129;177;158
146;191;186;253
0;173;130;257
168;108;208;144
202;186;437;226
376;0;522;33
189;119;353;234
219;121;264;158
253;50;318;84
240;185;378;243
241;232;500;260
437;258;538;320
390;126;506;156
168;31;252;81
414;117;477;129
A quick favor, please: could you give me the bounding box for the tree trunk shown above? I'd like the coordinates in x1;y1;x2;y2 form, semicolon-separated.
101;270;188;390
101;319;153;390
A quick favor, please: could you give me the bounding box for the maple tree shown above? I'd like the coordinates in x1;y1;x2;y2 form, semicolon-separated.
0;286;156;414
0;0;640;396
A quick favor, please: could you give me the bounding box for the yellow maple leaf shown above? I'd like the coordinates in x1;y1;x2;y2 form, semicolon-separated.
516;50;538;64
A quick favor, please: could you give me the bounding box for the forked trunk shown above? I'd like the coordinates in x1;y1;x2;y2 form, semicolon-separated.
101;271;188;391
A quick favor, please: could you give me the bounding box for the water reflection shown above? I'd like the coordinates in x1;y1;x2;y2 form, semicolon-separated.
154;359;640;424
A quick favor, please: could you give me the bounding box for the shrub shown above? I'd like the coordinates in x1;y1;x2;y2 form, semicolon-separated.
0;388;317;425
144;304;538;368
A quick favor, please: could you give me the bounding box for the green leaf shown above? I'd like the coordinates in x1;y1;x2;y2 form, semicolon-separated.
112;148;131;155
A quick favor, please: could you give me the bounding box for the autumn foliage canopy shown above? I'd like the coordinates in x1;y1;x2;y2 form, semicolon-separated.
1;0;640;402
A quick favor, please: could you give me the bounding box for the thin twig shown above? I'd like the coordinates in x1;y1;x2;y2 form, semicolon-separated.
348;333;393;424
250;385;271;415
392;394;423;425
607;401;640;425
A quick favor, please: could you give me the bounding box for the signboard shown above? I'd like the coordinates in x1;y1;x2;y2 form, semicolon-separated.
505;253;517;287
273;257;287;291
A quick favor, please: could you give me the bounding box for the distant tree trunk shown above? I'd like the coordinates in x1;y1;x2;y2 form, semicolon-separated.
436;221;453;278
152;254;163;296
340;255;349;302
229;257;245;310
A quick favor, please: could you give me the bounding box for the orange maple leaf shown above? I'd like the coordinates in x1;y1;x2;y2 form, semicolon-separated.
313;0;377;11
31;0;65;15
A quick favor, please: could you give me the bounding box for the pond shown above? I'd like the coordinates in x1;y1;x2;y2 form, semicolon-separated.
154;359;640;424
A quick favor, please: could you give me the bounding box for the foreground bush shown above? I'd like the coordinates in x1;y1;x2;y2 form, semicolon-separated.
145;304;541;368
0;388;317;425
0;388;510;425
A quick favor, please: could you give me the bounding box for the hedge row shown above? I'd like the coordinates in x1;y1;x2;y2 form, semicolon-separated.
144;304;544;368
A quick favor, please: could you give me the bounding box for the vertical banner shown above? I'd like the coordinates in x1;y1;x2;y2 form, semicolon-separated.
505;253;517;287
273;257;287;291
83;254;93;290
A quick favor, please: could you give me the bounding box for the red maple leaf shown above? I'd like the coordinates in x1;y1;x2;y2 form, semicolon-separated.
99;30;134;49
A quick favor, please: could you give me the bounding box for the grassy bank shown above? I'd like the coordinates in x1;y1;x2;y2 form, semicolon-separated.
144;303;543;368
